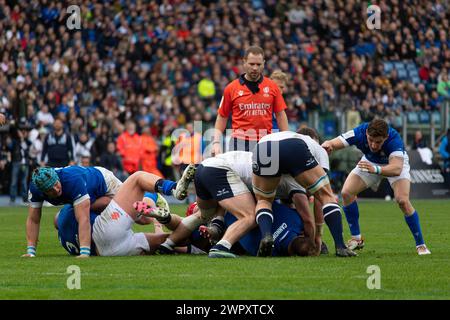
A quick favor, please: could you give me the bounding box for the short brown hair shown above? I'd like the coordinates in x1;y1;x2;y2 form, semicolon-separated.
270;70;289;84
244;45;265;59
297;127;320;142
367;119;389;138
288;236;317;257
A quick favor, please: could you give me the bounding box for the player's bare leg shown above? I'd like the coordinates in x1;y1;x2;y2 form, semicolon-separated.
252;174;281;257
341;173;368;250
392;179;430;255
208;192;256;258
294;166;356;257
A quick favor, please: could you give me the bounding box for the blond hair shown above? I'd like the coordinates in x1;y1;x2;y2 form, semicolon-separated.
270;70;289;85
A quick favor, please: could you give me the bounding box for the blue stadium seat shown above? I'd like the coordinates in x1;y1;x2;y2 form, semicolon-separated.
419;111;430;123
397;68;408;79
394;61;405;70
411;75;421;85
408;69;419;77
384;61;393;73
407;112;419;124
432;111;441;124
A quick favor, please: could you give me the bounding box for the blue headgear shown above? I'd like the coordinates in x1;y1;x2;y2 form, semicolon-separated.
32;167;59;192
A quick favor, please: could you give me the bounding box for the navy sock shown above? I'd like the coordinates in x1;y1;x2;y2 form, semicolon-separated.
323;203;346;248
155;179;177;196
256;209;273;237
404;211;425;246
210;217;225;235
343;201;361;237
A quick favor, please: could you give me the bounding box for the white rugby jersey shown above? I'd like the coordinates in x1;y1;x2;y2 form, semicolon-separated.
201;151;253;187
258;131;329;170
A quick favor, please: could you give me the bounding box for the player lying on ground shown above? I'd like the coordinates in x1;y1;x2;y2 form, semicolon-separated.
252;131;356;257
92;165;195;256
56;192;207;256
322;119;431;255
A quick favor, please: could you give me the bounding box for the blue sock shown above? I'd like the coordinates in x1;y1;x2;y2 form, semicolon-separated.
404;211;425;246
343;201;361;237
155;179;177;196
256;209;273;237
323;203;346;248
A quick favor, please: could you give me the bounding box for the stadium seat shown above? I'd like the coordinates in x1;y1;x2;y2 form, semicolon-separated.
411;75;421;85
407;112;419;124
398;68;408;79
432;111;441;124
419;111;430;124
406;62;417;71
394;61;405;70
384;61;394;73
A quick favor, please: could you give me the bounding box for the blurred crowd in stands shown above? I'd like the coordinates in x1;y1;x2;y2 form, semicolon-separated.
0;0;449;200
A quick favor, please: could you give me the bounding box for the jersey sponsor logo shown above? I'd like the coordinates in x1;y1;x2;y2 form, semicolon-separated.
111;212;121;220
273;223;287;241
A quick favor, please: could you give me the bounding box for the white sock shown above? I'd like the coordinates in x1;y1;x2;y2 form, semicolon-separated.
162;238;176;249
216;239;232;250
352;234;362;240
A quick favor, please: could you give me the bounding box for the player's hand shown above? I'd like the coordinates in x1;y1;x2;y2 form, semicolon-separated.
76;254;90;259
21;253;36;258
321;141;333;154
357;160;375;173
211;142;222;157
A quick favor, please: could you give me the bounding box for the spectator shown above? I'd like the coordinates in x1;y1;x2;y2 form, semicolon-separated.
437;72;450;97
40;118;75;167
100;141;128;182
7;125;31;204
439;129;450;186
140;125;163;177
74;132;94;165
116;120;142;175
412;130;427;149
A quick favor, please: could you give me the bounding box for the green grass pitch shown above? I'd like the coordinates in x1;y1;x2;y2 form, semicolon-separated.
0;200;449;300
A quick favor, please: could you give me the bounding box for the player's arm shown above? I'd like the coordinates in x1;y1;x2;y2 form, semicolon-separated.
73;199;92;258
275;111;289;131
90;195;113;212
292;193;315;239
358;156;403;177
321;137;346;154
23;206;42;257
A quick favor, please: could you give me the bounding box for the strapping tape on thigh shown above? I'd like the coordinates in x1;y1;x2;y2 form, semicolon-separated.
252;185;277;198
307;174;330;194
